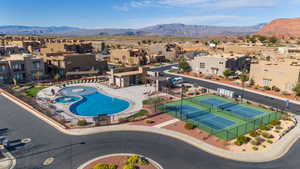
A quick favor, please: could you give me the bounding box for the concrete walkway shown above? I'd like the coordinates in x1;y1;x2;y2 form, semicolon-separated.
153;119;179;128
0;149;16;169
2;88;300;163
165;71;300;105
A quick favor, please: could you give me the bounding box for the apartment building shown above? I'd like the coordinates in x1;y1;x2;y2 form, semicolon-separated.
250;59;300;93
0;54;45;84
40;42;93;55
110;49;148;66
146;43;182;62
43;53;107;79
189;54;251;76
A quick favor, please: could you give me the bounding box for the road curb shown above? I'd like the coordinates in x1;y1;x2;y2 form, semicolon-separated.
77;153;164;169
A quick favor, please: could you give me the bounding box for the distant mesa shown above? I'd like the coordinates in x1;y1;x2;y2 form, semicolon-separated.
257;17;300;38
0;23;266;37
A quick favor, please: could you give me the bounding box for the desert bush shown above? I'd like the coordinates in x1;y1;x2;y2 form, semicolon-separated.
128;155;140;164
267;140;273;144
262;132;274;139
235;135;251;146
93;163;117;169
77;120;88;126
184;122;195;130
139;157;150;165
270;120;281;126
263;86;271;90
252;146;258;151
122;164;137;169
249;130;259;137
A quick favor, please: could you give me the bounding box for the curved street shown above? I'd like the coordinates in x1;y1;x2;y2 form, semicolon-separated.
1;93;300;169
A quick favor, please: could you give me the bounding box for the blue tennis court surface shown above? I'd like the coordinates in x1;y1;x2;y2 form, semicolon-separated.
165;104;235;130
199;98;265;119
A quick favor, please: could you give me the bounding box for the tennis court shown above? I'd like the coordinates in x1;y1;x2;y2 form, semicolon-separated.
160;94;281;140
165;104;236;131
198;98;265;119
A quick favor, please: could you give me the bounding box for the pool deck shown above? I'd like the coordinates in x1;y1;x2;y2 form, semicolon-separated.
37;83;156;121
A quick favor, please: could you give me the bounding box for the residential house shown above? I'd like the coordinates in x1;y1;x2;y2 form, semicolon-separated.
250;59;300;93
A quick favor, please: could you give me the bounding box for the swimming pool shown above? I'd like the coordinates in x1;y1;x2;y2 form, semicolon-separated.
58;86;130;117
55;96;81;103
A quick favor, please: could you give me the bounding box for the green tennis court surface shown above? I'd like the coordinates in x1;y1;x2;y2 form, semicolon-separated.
159;94;281;140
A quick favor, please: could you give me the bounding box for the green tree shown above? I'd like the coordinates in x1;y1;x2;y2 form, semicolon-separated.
240;73;249;87
269;37;278;44
178;59;191;72
258;36;267;43
293;83;300;96
54;74;61;82
223;69;233;79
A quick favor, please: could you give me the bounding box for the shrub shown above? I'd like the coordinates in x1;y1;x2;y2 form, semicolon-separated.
93;163;117;169
252;146;258;151
145;120;154;124
128;155;140;164
249;130;259;137
119;118;129;123
251;140;260;146
270;120;281;126
263;145;267;148
122;164;137;169
184;122;195;130
259;125;269;131
272;86;280;92
139;157;150;165
263;86;271;90
77;120;88;126
262;132;274;139
275;126;283;130
267;140;273;144
235;135;251;145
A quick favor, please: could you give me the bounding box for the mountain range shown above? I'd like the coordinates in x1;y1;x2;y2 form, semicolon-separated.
0;23;266;37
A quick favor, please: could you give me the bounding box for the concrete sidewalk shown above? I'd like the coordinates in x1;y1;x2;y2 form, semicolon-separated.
165;71;300;105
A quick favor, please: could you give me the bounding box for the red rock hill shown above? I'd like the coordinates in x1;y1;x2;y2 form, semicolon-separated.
257;17;300;37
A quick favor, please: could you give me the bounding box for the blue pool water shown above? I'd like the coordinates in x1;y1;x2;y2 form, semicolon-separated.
55;96;81;103
58;86;130;116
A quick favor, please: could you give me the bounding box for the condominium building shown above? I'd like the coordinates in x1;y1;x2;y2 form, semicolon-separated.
250;59;300;93
43;53;107;79
0;54;45;84
110;49;148;66
189;54;252;76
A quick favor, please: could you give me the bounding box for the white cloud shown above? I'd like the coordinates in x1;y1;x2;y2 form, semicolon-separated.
114;0;280;11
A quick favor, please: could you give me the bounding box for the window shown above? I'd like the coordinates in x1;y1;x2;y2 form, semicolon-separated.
219;62;224;65
14;73;24;81
0;65;6;72
199;62;205;68
0;76;4;82
32;61;40;70
12;63;24;71
263;79;271;86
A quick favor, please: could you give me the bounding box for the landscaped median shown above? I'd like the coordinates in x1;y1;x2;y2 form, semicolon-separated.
77;154;163;169
1;88;300;163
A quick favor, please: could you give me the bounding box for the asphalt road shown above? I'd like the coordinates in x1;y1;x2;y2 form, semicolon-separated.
1;94;300;169
150;65;300;114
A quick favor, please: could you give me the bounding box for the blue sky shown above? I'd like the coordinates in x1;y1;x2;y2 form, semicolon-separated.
0;0;299;28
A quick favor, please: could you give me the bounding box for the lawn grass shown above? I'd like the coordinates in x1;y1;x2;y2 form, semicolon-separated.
127;109;149;120
25;86;47;97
